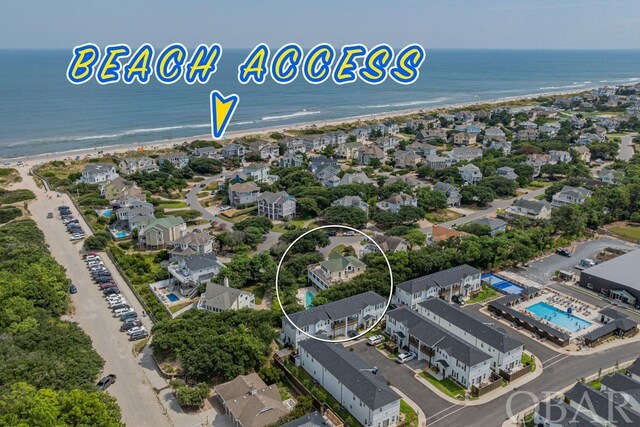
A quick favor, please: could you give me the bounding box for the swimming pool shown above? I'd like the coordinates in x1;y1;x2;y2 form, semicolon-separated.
482;273;526;295
101;209;112;217
115;231;127;238
166;293;180;303
305;291;315;308
526;302;591;332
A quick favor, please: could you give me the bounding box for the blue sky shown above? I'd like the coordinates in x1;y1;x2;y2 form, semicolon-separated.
1;0;638;49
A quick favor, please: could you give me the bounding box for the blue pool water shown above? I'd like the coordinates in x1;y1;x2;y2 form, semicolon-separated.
305;291;315;308
526;302;591;332
166;293;180;303
482;273;526;295
115;231;127;238
101;209;112;217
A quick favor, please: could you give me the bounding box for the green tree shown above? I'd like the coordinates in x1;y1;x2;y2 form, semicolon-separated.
321;206;368;228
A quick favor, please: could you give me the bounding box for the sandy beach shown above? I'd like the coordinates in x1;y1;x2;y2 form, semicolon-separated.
1;87;595;168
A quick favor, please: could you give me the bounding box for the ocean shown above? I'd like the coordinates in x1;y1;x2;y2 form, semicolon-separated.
0;49;639;158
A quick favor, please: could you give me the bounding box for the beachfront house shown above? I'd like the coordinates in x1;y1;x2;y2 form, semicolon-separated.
221;143;246;159
158;153;190;169
248;140;279;160
80;164;119;184
118;156;158;174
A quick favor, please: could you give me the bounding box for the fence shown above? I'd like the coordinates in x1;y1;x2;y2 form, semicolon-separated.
273;356;345;427
500;364;532;382
471;372;503;397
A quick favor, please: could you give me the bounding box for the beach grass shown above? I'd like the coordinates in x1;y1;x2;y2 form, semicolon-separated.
609;225;640;242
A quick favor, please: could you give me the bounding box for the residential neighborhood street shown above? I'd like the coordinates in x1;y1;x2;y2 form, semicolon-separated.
617;134;636;161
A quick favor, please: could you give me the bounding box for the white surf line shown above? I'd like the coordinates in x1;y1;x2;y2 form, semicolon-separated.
427;405;467;426
545;354;571;368
425;404;460;421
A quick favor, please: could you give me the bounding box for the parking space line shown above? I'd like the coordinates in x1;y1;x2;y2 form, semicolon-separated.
425;404;460;421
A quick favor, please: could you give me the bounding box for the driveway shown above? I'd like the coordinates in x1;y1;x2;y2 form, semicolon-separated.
617;134;636;161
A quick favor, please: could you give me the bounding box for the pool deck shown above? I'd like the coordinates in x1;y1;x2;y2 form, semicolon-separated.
510;290;602;339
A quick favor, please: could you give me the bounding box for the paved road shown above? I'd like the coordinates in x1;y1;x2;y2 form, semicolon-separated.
617;134;636;161
17;170;171;427
421;187;547;234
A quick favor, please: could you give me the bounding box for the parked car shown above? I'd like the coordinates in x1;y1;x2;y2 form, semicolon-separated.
367;335;384;346
96;374;117;390
113;307;134;317
325;231;337;237
119;311;138;321
103;287;120;295
126;326;146;336
452;295;465;306
556;248;572;257
343;231;355;236
396;351;416;364
47;212;54;219
218;205;231;212
70;234;85;241
69;284;78;294
110;303;129;312
129;330;149;341
120;319;143;332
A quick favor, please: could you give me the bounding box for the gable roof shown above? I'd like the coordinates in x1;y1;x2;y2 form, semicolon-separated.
181;253;220;272
258;191;295;205
321;253;365;273
397;264;480;294
298;340;400;410
419;298;523;353
201;283;250;311
512;198;552;214
285;291;385;328
386;307;492;366
372;235;407;252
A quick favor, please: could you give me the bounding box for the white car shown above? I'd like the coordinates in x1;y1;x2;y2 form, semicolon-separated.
108;299;127;307
70;234;85;241
367;335;384;346
126;326;146;336
343;231;355;236
218;205;231;212
396;351;416;364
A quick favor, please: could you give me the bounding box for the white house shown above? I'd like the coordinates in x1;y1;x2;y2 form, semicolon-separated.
458;164;483;185
168;253;224;296
394;264;481;308
376;193;418;213
197;281;255;313
551;185;592;208
417;298;524;372
281;291;386;347
506;198;553;220
297;340;401;427
308;253;366;290
81;164;119;184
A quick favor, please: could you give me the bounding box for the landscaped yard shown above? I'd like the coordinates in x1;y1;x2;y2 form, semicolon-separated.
244;285;266;305
521;353;536;372
156;200;188;209
609;225;640;243
400;400;418;427
285;363;359;427
467;284;497;304
421;372;466;400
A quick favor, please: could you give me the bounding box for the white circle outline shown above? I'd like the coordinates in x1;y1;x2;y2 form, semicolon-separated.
275;224;394;343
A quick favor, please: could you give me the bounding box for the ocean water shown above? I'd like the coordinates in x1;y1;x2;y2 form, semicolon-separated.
1;49;639;158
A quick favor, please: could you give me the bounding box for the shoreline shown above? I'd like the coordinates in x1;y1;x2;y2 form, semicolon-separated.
0;86;608;165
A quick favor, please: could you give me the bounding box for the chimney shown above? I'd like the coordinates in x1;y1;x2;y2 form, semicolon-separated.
224;277;229;287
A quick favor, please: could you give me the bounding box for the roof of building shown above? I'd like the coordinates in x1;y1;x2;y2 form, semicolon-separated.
565;382;640;425
397;264;480;294
298;340;400;410
173;231;212;246
144;216;185;231
258;191;294;205
84;163;115;173
372;235;407;252
511;198;552;213
285;291;385;328
218;374;288;427
280;412;326;427
386;307;492;366
431;225;467;242
201;282;250;311
321;253;365;273
468;217;507;231
179;253;220;272
419;298;523;353
230;182;261;192
433;181;458;195
601;373;640;394
627;358;640;377
581;250;640;290
536;399;594;427
556;185;592;199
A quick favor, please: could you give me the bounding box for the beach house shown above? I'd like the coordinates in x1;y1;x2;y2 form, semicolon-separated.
80;164;119;184
257;191;296;220
307;252;366;290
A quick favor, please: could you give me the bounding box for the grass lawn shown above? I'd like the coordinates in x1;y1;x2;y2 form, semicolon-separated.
421;372;465;400
588;378;602;390
168;299;195;314
521;353;536;372
609;225;640;243
157;201;188;209
425;209;464;224
244;285;265;304
467;285;497;304
400;400;418;427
